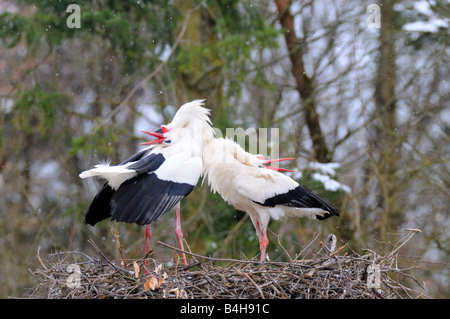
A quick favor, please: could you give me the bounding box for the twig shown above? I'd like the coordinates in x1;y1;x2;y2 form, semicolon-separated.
301;278;327;299
111;229;127;266
384;229;421;260
87;239;128;275
36;247;48;271
219;214;249;255
28;235;426;299
236;269;265;299
157;240;287;266
296;232;321;259
268;228;292;261
329;243;349;257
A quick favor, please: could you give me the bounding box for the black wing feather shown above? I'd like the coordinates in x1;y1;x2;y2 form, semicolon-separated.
110;173;194;225
83;152;167;226
255;185;339;220
83;183;115;226
126;152;165;173
120;149;147;165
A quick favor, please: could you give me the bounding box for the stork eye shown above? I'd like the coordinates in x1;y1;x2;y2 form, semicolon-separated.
164;140;172;144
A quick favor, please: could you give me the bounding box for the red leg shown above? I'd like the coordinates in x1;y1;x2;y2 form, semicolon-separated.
144;224;151;271
145;224;152;254
256;221;269;262
174;202;188;266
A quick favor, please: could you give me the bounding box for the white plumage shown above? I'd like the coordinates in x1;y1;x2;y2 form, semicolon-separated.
80;99;213;190
202;137;339;261
80;99;213;265
79;162;137;190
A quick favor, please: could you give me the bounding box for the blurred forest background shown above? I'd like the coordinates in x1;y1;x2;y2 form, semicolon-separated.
0;0;448;298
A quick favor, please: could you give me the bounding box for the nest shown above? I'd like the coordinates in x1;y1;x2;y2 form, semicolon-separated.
26;231;426;299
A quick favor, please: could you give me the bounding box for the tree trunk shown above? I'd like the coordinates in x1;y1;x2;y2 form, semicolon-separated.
372;0;401;240
274;0;330;163
174;0;223;112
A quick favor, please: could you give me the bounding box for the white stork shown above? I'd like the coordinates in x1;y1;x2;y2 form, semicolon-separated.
80;99;214;265
202;137;339;261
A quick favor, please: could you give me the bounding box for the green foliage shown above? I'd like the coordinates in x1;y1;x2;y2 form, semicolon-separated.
175;0;280;97
0;0;179;70
0;10;72;52
0;0;447;298
0;10;41;49
0;0;345;281
212;0;280;78
12;85;68;138
70;127;119;158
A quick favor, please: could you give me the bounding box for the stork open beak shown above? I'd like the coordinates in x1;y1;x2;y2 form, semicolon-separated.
263;157;295;172
140;128;165;145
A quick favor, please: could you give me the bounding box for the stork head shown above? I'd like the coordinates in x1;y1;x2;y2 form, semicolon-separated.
168;99;214;142
140;99;214;147
140;126;171;145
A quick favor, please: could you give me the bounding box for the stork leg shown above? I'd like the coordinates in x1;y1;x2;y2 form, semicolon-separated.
144;224;152;271
256;221;269;262
174;202;188;266
260;226;269;262
145;224;152;254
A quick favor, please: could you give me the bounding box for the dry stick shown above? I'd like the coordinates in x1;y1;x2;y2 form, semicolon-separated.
296;232;321;259
236;269;265;299
157;240;261;265
36;247;48;271
157;240;292;267
329;243;349;257
111;229;127;266
30;248;425;299
267;228;292;261
219;214;249;255
87;239;132;278
301;278;327;299
384;229;421;260
32;237;428;299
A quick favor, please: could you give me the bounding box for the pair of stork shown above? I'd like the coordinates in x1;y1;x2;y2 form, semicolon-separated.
80;100;339;263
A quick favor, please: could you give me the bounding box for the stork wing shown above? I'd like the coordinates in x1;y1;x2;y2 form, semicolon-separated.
110;155;202;225
83;152;166;226
234;168;339;220
257;184;339;220
109;172;194;225
120;148;148;165
126;152;165;173
83;183;115;226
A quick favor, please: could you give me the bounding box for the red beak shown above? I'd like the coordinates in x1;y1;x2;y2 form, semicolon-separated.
264;166;295;172
140;130;165;145
263;157;295;164
263;157;295;172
